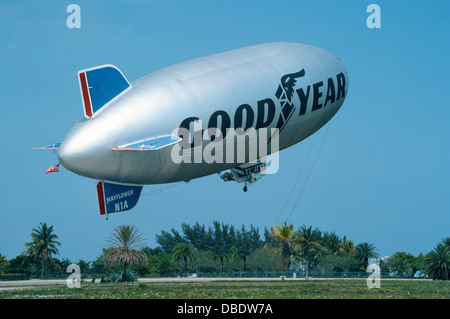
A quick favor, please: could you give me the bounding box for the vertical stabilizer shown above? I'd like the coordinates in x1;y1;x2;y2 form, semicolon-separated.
96;181;143;217
78;65;131;118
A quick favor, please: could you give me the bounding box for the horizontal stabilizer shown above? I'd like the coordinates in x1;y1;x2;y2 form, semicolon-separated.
96;181;143;217
78;65;131;118
33;143;60;150
114;135;181;151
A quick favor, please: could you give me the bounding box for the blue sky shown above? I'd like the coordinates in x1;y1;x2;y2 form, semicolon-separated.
0;1;448;262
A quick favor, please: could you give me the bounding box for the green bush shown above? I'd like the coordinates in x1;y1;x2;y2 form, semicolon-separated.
0;273;31;281
109;269;138;282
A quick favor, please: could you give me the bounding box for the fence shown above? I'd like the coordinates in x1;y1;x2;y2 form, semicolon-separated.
0;270;428;281
165;270;428;279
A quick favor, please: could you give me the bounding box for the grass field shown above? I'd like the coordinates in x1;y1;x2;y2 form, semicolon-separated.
1;278;449;299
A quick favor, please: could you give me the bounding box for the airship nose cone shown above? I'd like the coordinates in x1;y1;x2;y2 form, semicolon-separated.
58;130;95;178
58;120;119;180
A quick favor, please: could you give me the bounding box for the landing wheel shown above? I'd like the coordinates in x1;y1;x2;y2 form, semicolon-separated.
243;183;248;192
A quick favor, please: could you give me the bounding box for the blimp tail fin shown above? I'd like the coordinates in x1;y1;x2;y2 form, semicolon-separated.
96;181;143;217
78;65;131;119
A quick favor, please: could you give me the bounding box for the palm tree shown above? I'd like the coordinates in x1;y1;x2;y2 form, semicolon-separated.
210;221;232;274
103;225;148;282
264;222;299;279
297;225;325;280
212;250;228;274
355;242;380;271
23;235;41;278
172;242;197;275
441;237;450;249
236;226;251;271
320;231;341;255
424;243;450;280
339;240;356;256
23;223;61;278
338;239;357;273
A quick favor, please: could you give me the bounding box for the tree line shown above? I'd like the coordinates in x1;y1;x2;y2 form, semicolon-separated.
0;221;449;281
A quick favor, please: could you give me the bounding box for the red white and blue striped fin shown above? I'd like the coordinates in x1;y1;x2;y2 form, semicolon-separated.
96;181;143;217
78;65;131;119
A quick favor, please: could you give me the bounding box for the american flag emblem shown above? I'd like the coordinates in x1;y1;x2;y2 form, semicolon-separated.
45;164;60;174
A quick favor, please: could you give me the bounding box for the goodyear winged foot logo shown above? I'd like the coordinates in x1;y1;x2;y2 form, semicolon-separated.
271;69;305;142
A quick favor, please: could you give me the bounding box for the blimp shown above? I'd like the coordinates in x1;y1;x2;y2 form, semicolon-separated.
37;42;348;217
